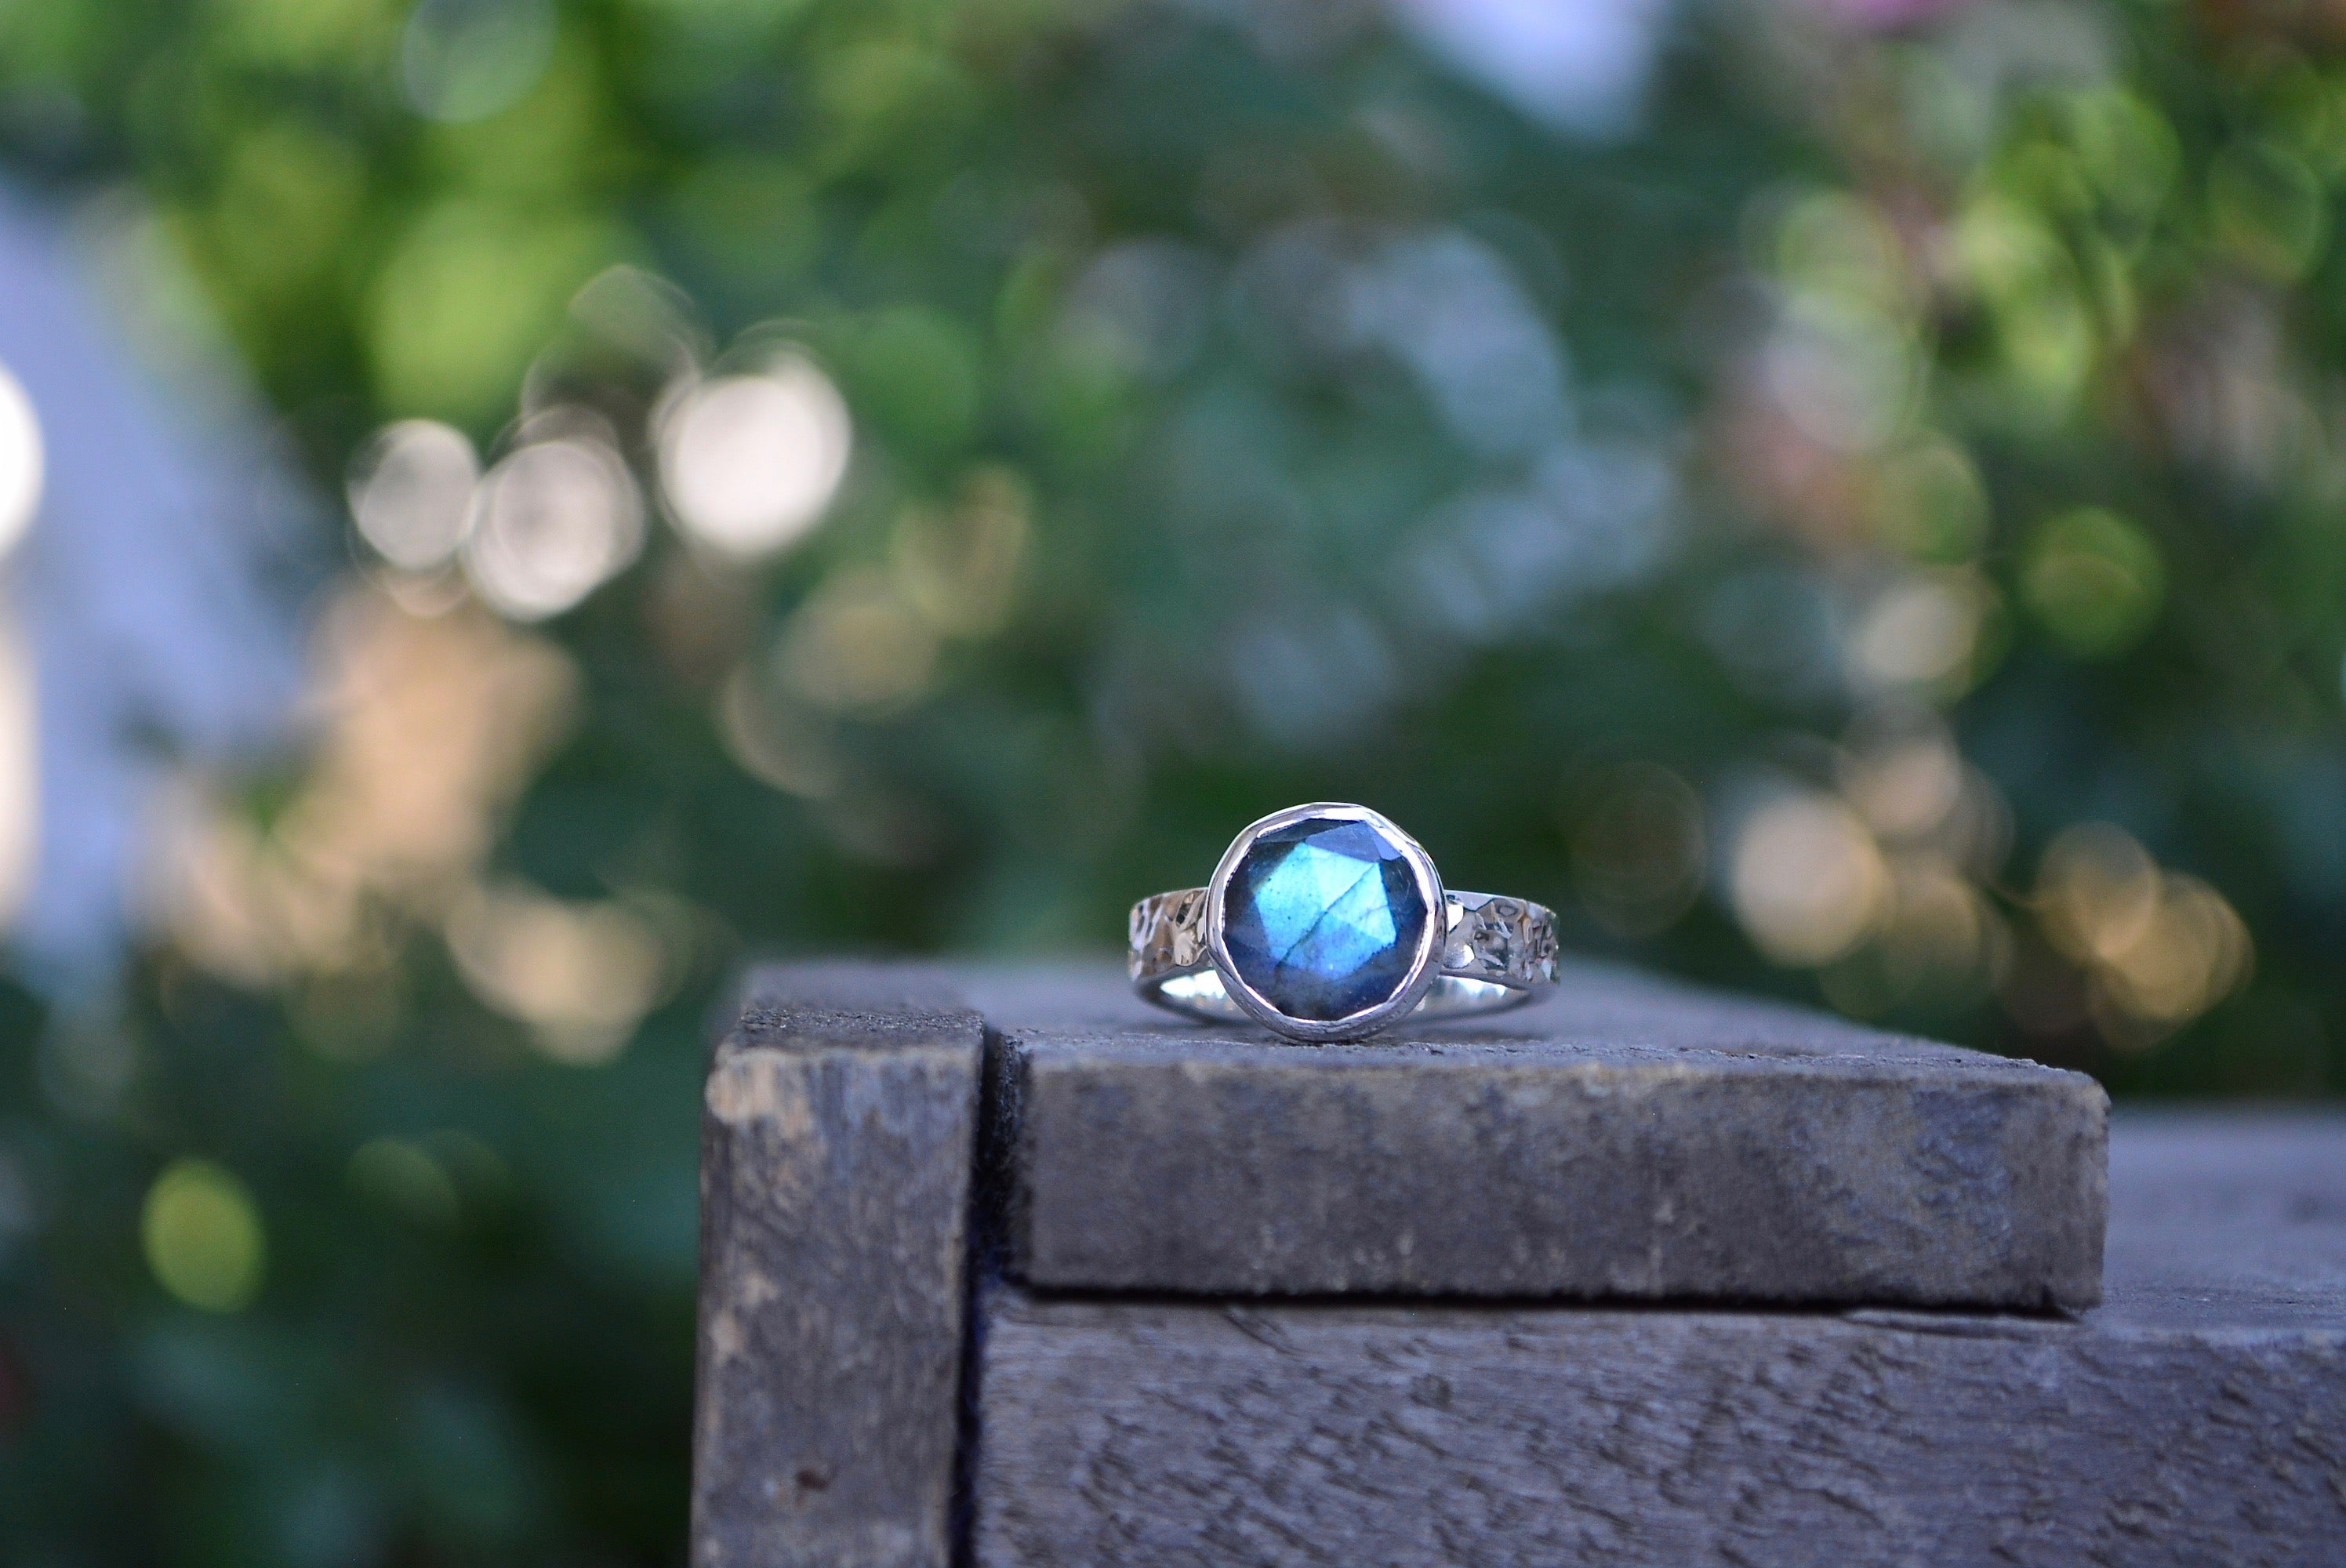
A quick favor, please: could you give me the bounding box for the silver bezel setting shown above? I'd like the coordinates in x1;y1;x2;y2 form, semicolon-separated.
1204;801;1448;1044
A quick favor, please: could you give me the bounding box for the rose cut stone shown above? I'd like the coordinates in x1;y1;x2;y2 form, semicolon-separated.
1220;815;1431;1022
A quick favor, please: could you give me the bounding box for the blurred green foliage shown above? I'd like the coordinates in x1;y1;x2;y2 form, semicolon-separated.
5;0;2346;1559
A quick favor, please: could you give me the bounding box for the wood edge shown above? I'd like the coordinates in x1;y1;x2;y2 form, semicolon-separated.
689;960;990;1568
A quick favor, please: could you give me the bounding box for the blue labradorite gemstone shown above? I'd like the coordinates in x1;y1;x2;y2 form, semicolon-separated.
1221;815;1431;1022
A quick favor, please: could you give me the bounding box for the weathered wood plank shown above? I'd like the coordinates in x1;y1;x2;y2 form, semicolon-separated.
971;961;2107;1309
689;965;2341;1566
689;964;982;1568
971;1112;2346;1568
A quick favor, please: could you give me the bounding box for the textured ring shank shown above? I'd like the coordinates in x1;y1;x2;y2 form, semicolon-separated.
1130;887;1559;1025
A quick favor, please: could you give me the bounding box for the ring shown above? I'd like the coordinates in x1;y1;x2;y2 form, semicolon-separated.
1130;801;1558;1042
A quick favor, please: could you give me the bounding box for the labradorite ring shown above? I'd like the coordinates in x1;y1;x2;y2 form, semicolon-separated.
1130;801;1559;1043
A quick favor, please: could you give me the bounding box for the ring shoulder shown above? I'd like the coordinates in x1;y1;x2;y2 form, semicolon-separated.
1129;887;1211;980
1443;892;1560;989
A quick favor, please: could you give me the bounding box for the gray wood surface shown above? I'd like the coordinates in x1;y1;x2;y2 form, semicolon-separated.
966;961;2107;1309
971;1110;2346;1568
688;964;2340;1568
689;964;983;1568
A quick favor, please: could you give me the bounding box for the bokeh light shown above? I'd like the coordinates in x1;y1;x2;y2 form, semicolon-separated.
2035;822;2251;1043
1839;720;1966;844
153;586;578;984
347;1137;462;1228
657;358;852;561
1566;760;1705;938
349;418;481;572
1873;856;2000;996
1730;789;1888;967
1872;440;1989;563
0;615;34;932
891;468;1030;636
2021;508;2166;659
462;433;643;620
445;881;666;1065
1846;571;1991;692
141;1158;267;1312
0;358;42;561
717;664;842;799
401;0;557;124
775;567;939;713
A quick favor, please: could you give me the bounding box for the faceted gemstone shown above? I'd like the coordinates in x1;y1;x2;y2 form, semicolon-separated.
1221;815;1431;1022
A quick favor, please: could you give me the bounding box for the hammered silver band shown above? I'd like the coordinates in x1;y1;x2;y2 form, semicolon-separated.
1131;885;1559;1027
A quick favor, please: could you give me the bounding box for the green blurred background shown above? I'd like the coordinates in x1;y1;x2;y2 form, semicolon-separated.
2;0;2342;1559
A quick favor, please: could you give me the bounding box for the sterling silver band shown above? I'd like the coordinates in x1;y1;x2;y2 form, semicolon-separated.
1130;885;1559;1027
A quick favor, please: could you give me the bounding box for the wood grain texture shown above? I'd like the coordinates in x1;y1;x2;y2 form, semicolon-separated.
687;964;2342;1566
690;964;982;1568
971;962;2108;1309
971;1290;2346;1568
971;1113;2346;1566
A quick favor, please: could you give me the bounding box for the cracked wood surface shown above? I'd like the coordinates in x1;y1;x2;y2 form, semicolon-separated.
961;960;2107;1308
688;963;2338;1567
971;1111;2346;1568
690;964;982;1568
